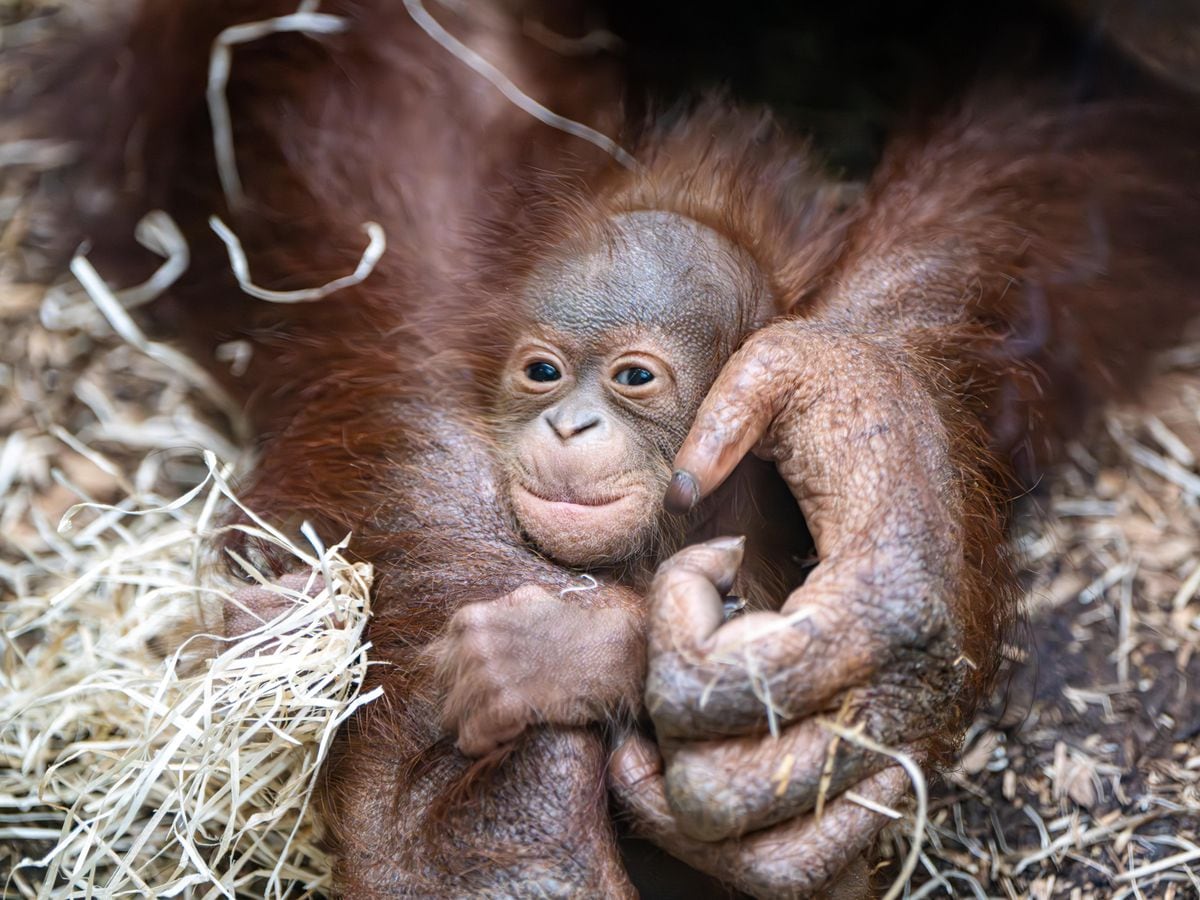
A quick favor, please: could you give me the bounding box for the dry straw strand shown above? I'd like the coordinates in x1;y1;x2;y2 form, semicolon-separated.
403;0;638;170
207;4;349;210
209;216;386;305
1;445;378;898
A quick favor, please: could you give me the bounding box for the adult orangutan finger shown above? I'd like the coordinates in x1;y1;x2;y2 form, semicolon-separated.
710;765;910;899
612;751;911;899
645;597;885;741
643;538;833;741
646;536;746;658
665;334;800;513
660;716;894;841
609;730;666;796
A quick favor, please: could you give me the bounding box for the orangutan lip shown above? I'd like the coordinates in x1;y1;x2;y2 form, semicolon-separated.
514;482;627;508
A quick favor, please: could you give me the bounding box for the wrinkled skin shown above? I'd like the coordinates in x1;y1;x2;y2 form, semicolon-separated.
612;324;964;892
594;70;1200;891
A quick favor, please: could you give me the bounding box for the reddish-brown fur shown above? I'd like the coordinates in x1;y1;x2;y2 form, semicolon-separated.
14;0;1200;895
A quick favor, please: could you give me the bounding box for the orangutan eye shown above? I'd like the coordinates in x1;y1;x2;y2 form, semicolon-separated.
614;367;654;387
525;361;561;382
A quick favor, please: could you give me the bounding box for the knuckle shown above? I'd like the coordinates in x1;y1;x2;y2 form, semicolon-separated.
491;716;526;746
652;548;696;577
443;633;482;670
742;321;796;356
457;626;491;659
651;553;722;593
855;664;960;744
649;562;693;595
643;684;687;734
644;654;685;703
885;588;954;647
644;661;725;737
454;601;493;630
740;327;804;376
491;695;529;729
476;664;509;696
663;756;743;842
504;584;547;605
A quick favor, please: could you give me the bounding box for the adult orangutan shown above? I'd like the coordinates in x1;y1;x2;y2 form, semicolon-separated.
14;0;1200;895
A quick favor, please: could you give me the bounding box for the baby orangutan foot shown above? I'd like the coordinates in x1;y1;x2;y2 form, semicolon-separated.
430;583;645;757
222;571;326;650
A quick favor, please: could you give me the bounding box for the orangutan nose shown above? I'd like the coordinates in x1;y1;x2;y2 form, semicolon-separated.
544;406;603;441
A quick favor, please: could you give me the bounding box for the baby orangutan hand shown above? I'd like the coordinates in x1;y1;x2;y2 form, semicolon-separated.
430;583;645;757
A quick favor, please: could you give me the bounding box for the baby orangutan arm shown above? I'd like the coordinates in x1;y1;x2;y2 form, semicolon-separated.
430;581;646;756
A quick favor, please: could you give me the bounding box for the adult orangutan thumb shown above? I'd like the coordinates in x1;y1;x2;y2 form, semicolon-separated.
609;732;663;789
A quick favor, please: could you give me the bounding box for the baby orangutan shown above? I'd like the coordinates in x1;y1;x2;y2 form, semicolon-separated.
432;209;807;756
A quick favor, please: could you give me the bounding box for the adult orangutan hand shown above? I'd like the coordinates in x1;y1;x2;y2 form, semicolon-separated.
610;320;973;898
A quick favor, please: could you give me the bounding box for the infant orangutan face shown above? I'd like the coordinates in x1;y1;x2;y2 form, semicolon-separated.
493;211;764;566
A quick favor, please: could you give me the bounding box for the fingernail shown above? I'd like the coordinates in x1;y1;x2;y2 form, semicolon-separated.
708;535;746;551
664;469;699;514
